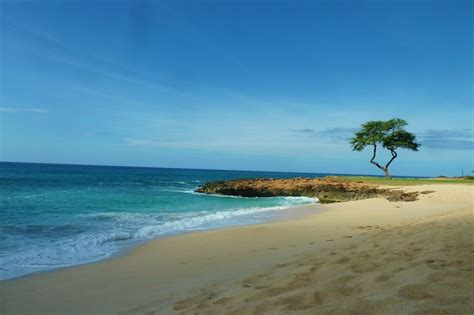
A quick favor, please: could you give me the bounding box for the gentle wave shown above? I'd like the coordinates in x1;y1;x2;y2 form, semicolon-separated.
135;203;309;238
0;231;132;280
1;196;316;280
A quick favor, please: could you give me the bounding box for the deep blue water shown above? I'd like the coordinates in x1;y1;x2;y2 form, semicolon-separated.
0;162;330;280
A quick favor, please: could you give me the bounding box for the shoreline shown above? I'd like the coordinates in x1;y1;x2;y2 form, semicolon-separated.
1;197;321;282
3;184;473;314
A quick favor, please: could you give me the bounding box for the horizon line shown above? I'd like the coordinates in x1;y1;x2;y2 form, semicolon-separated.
0;160;430;178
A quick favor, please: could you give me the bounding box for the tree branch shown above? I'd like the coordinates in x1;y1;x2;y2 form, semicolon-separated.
385;150;398;169
369;144;385;170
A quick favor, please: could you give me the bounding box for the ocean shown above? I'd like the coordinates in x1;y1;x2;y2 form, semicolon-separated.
0;162;332;280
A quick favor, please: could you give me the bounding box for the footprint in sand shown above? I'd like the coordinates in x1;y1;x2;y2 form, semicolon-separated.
392;266;406;273
213;297;233;305
374;273;392;282
350;262;378;273
251;286;289;300
336;257;351;264
312;291;323;305
174;297;195;311
274;263;290;268
398;284;434;300
426;259;447;269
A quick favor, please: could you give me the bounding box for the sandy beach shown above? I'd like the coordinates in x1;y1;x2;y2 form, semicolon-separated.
2;184;473;314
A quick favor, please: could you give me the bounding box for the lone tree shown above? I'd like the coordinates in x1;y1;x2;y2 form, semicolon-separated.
350;118;420;179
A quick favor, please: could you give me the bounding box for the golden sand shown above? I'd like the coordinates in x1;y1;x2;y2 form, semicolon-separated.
2;184;473;314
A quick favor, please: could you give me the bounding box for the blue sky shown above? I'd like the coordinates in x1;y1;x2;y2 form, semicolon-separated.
1;0;472;176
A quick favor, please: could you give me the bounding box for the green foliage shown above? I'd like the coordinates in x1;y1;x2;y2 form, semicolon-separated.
350;121;385;151
383;129;419;151
350;118;420;178
350;118;420;152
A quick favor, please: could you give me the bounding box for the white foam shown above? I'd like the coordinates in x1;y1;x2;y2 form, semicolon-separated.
135;198;317;239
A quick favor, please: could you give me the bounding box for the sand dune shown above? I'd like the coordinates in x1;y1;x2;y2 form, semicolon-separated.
2;184;473;314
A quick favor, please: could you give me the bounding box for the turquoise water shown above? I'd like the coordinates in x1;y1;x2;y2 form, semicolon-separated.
0;162;328;280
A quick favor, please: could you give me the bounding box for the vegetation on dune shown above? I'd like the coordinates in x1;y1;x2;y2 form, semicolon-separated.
350;118;420;179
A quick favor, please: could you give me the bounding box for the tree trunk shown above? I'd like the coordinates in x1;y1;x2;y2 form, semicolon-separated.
369;145;396;179
384;150;397;179
369;144;388;178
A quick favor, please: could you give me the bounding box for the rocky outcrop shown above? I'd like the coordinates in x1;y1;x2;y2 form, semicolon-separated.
195;177;419;203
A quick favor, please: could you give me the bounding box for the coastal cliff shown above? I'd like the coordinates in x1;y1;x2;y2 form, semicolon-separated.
196;177;419;203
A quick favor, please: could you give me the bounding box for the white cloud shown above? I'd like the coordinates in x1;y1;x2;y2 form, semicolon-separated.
0;107;48;113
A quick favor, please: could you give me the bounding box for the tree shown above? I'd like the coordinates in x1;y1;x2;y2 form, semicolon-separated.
350;118;420;178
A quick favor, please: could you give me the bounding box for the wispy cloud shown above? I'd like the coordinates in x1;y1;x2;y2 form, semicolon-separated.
292;127;358;141
417;129;472;140
420;140;473;150
418;129;473;150
293;128;315;134
293;127;474;150
0;107;48;113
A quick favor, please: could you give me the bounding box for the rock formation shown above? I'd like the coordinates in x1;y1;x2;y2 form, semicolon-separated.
195;177;419;203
